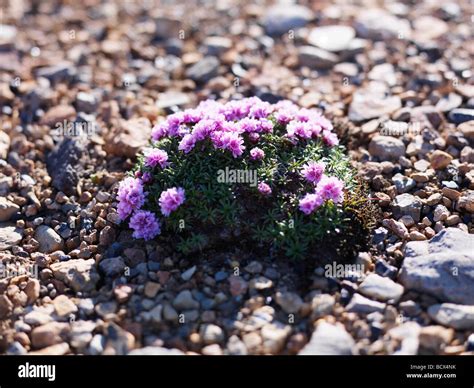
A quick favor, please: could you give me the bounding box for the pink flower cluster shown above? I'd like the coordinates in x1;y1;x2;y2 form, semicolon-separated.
151;97;338;158
117;177;146;220
129;210;161;240
159;187;186;217
117;176;185;240
299;174;345;215
144;149;169;169
118;97;342;240
301;162;325;184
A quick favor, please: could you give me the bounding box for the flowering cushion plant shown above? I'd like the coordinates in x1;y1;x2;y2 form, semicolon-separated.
117;97;375;260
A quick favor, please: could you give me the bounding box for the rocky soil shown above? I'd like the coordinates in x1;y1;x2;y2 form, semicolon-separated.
0;0;473;355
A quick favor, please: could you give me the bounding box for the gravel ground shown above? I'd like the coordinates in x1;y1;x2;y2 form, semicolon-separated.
0;0;473;355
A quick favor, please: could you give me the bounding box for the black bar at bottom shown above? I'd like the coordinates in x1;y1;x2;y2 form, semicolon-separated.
0;356;472;386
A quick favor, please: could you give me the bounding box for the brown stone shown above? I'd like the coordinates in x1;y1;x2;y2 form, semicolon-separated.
459;121;474;140
0;294;13;319
31;322;69;349
430;150;453;170
442;187;460;201
40;105;76;127
104;118;151;158
24;279;40;305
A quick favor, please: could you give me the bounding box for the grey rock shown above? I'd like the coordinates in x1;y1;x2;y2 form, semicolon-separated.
368;63;397;86
0;131;10;159
70;321;95;349
310;294;335;319
163;304;178;321
275;291;303;314
173;290;199;310
156;91;190;109
359;273;404;302
95;301;118;320
0;223;23;250
244;261;263;274
76;92;97;113
392;173;416;194
392;193;423;222
36;62;75;84
400;300;422;317
204;36;232;55
0;197;19;221
186;57;219;83
0;24;17;49
368;136;406;161
307;25;355;52
399;228;474;304
226;335;248;355
299;322;356;355
261;322;291;353
128;346;184;355
355;8;411;40
47;137;87;195
78;298;95;316
350;91;402;122
99;257;126;278
50;259;99;293
35;225;63;253
262;5;313;36
346;293;386;314
181;265;197;281
436;93;462;112
88;334;105;355
200;324;224;344
448;109;474;124
428;303;474;330
7;342;27;355
146;305;163;323
154;16;182;39
25;309;53;325
388;322;420;355
298;46;338;69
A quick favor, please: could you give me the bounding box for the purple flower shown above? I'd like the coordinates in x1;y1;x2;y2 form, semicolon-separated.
178;134;196;153
315;115;333;131
224;100;250;121
299;192;324;215
286;120;312;139
166;113;184;136
274;109;294;125
248;132;260;143
159;187;186;216
151;123;168;141
316;175;345;203
249;100;272;119
250;147;265;160
211;131;225;149
144;149;169;169
181;108;203;124
239;117;259;133
296;108;319;123
129;210;161;240
141;172;153;184
117;177;146;220
301;162;325;184
258;182;272;196
221;132;245;158
322;130;339;147
257;118;273;133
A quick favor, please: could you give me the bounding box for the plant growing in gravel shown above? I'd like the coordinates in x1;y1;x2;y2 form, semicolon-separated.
117;97;376;261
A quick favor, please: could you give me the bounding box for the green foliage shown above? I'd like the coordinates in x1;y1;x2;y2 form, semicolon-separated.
132;129;374;261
